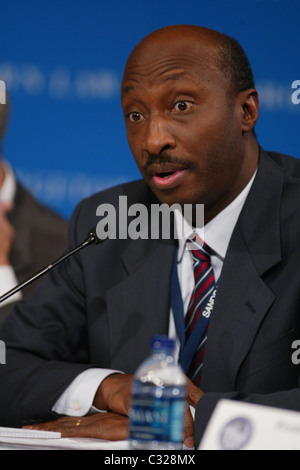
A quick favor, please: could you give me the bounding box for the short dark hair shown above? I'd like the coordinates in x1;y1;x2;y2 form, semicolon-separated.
215;32;255;94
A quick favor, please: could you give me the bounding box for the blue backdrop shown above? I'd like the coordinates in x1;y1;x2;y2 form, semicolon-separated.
0;0;299;219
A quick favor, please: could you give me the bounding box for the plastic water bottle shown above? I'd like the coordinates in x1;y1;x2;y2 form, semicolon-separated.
129;335;187;450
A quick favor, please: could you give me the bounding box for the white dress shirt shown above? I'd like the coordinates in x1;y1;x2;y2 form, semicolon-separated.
0;160;22;306
53;171;257;416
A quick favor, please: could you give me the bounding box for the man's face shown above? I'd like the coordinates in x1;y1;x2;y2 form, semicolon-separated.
121;33;256;223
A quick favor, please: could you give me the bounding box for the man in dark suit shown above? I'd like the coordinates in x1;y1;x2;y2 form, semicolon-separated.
0;25;300;449
0;93;68;323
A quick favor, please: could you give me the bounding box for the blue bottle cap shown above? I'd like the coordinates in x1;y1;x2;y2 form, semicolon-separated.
151;335;175;351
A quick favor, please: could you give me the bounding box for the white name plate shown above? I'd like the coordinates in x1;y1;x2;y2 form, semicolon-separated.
198;399;300;450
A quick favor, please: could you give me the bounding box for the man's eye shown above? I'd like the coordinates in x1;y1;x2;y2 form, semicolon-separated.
173;101;193;112
128;112;143;122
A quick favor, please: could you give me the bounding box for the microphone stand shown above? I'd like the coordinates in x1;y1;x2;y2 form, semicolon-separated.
0;227;101;304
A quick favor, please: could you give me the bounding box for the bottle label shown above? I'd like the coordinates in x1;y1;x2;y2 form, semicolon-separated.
129;388;186;445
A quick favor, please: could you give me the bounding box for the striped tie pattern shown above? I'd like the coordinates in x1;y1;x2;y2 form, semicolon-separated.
185;234;217;386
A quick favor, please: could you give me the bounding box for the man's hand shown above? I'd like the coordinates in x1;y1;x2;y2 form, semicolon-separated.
183;377;205;448
22;373;132;441
0;202;14;265
93;373;133;416
186;376;205;407
91;372;205;448
23;412;129;441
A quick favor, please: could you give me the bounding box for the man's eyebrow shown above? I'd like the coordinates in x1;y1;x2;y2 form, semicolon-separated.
122;84;136;94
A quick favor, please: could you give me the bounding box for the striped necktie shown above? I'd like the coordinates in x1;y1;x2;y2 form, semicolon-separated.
185;234;217;386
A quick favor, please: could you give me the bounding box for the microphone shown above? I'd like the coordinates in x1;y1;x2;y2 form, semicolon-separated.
0;226;105;304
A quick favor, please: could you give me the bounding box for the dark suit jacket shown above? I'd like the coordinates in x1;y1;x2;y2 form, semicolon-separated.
1;148;300;448
0;183;68;323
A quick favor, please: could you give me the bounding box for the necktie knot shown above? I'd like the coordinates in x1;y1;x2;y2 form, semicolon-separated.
186;234;212;268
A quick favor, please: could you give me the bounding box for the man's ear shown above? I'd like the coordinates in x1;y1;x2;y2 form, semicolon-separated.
239;89;259;134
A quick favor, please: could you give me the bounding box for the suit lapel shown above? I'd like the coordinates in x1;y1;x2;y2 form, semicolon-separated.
202;149;283;391
202;232;276;391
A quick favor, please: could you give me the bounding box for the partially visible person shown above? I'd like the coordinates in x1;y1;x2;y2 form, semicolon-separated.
0;94;68;323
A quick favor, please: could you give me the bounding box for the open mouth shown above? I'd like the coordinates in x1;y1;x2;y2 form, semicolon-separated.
152;169;187;189
156;171;176;179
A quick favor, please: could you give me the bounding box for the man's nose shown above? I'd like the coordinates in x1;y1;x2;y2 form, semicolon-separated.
143;116;176;156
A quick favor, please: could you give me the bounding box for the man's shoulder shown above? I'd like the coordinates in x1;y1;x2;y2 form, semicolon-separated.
85;179;151;205
266;150;300;179
76;179;154;217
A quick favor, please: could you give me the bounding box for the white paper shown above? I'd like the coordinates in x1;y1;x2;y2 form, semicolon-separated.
0;426;61;439
0;436;129;450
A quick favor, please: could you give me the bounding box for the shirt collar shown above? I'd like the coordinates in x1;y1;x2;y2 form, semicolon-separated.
175;169;257;262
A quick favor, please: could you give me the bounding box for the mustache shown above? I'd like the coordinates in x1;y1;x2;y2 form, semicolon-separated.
144;152;194;171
